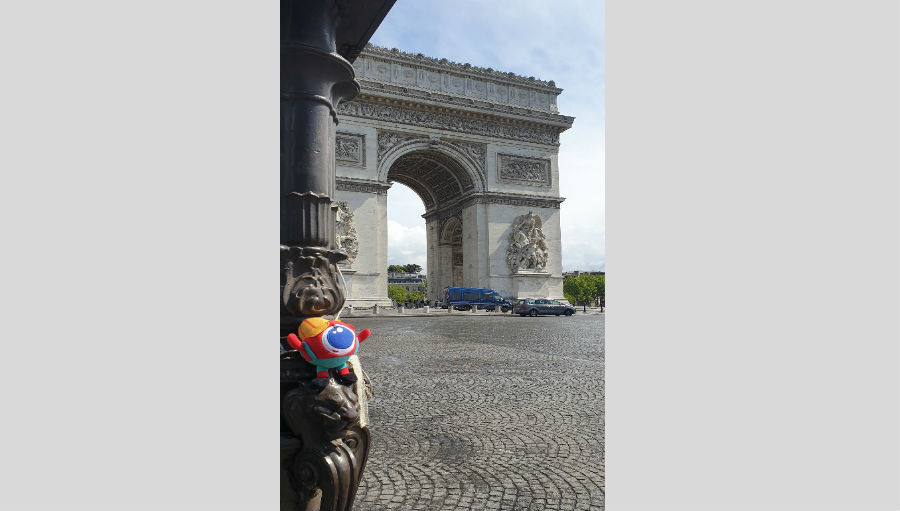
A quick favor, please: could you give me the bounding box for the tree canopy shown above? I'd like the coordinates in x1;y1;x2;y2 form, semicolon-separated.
387;284;408;303
563;273;605;311
387;264;423;274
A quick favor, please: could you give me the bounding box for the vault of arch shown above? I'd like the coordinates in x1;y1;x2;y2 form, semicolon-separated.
386;150;476;212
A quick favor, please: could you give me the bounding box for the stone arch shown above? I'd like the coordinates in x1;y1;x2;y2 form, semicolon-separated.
377;137;486;196
334;47;573;308
380;141;481;302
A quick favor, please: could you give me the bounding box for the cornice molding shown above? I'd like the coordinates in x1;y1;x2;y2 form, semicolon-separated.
337;98;563;146
466;192;565;209
335;178;393;195
357;81;575;128
422;191;564;220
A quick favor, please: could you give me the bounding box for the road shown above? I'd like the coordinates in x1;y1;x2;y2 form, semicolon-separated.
349;314;605;511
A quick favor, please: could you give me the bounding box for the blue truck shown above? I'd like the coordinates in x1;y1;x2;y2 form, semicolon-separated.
443;286;512;312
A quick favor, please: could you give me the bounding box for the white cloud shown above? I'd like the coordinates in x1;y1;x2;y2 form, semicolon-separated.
386;219;427;270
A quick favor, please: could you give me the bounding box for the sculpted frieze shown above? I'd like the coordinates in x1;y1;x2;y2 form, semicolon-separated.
497;154;551;187
334;202;359;265
335;133;364;166
338;100;560;145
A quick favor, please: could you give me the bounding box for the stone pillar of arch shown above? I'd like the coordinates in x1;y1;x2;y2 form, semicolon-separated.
433;216;464;301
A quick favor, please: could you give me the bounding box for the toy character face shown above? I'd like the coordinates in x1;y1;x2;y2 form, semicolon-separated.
320;324;356;357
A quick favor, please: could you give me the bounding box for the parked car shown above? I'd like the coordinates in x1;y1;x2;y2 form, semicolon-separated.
444;286;512;313
514;298;575;317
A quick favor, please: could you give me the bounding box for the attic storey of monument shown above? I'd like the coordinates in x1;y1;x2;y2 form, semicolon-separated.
332;45;574;307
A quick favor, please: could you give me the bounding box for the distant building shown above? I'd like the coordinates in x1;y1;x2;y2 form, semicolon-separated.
388;272;426;294
563;270;605;279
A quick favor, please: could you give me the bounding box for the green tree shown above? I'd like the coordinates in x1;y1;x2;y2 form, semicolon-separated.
408;290;422;302
403;263;422;274
387;265;404;273
387;284;408;304
563;274;596;312
595;274;605;311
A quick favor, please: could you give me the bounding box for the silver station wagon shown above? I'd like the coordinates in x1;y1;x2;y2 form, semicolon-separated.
514;298;576;317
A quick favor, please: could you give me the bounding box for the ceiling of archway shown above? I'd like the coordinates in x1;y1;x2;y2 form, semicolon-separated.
387;150;475;211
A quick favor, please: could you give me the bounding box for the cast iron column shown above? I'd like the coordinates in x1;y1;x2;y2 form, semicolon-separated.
280;1;370;509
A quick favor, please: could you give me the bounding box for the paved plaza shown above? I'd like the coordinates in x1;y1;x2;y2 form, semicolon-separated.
352;314;605;511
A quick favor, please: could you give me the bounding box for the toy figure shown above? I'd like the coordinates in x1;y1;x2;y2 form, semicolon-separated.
287;317;370;389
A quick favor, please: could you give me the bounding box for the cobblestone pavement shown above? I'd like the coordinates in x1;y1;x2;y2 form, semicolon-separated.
351;314;605;511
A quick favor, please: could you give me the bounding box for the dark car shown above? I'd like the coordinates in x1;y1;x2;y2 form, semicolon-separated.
444;286;512;313
514;298;575;317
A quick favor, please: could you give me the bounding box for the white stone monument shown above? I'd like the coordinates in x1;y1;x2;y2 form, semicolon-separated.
333;45;574;307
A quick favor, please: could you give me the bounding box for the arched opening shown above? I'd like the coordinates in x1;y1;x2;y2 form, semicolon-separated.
386;182;427;303
440;217;463;288
385;148;475;304
385;149;475;209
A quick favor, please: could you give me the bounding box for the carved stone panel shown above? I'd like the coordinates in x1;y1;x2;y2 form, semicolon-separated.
506;212;550;273
466;78;487;99
488;82;509;103
336;133;365;167
418;69;442;90
497;154;552;187
371;59;391;82
335;202;359;265
444;74;466;95
510;86;531;107
393;63;417;85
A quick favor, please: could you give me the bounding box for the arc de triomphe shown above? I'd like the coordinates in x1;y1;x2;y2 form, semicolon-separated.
332;45;574;306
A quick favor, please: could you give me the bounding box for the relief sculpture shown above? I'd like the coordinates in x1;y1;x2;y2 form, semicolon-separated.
335;202;359;265
503;159;544;181
506;212;549;272
335;134;362;164
498;154;551;186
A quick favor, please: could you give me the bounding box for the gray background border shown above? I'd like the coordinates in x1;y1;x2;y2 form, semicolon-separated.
607;1;898;509
0;0;896;509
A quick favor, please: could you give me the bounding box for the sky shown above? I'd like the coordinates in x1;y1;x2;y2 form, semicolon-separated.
372;0;605;273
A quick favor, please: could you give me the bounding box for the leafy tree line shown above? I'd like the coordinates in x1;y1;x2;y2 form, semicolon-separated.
387;264;422;274
387;284;423;305
563;274;605;312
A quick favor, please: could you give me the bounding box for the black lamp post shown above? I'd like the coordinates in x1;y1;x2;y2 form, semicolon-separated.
280;1;394;509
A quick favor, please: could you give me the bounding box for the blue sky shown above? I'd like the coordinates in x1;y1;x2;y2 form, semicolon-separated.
371;0;605;273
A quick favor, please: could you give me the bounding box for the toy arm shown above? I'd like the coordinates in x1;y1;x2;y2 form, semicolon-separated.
357;328;371;342
286;333;314;362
